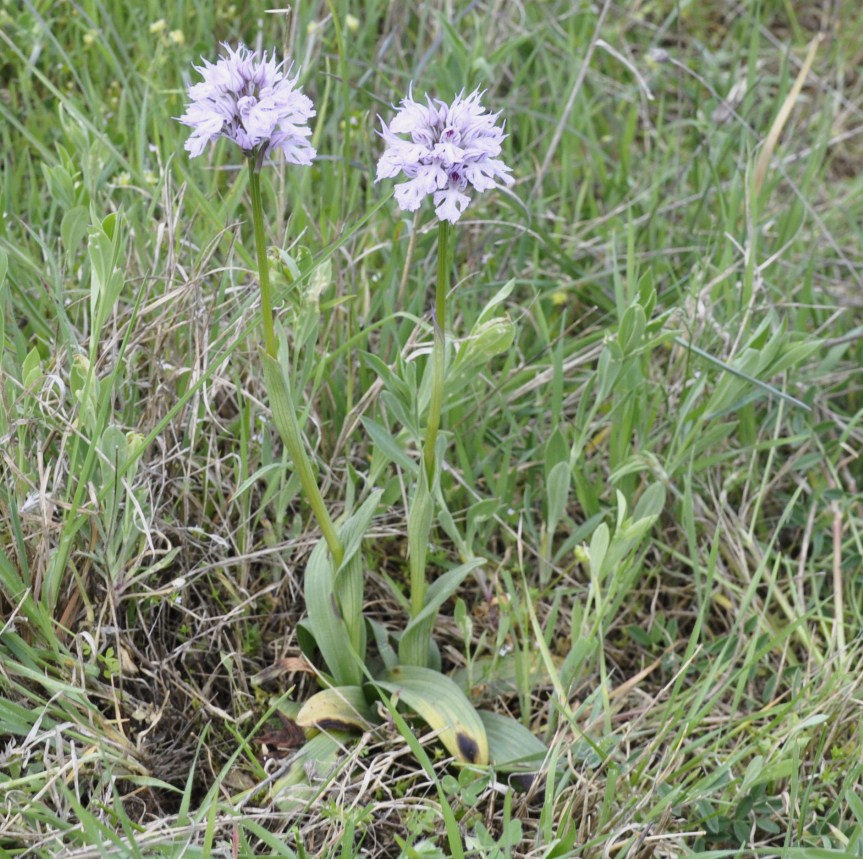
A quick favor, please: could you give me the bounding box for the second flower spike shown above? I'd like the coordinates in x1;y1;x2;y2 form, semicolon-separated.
376;87;514;223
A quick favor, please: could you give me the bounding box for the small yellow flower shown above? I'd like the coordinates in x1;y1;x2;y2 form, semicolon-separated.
307;20;319;35
345;13;359;32
551;290;568;306
83;31;96;46
149;18;166;34
168;29;185;45
574;544;590;565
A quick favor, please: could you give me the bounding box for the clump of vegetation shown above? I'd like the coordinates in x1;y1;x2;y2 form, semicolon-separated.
1;2;861;857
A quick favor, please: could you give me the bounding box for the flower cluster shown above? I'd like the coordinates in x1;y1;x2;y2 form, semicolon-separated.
178;43;316;166
177;45;515;222
375;88;513;223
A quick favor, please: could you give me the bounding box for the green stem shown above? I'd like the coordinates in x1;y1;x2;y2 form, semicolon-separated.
435;221;448;333
248;159;277;360
248;157;344;566
422;221;449;486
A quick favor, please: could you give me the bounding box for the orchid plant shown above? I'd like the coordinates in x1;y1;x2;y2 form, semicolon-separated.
375;87;515;629
178;46;545;776
177;43;344;563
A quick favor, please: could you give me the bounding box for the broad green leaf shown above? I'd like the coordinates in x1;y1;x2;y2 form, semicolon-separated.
478;710;547;770
336;488;382;571
22;347;41;388
544;428;568;481
361;416;416;474
262;347;361;656
304;539;361;686
101;211;118;240
405;472;434;662
98;426;131;520
376;665;488;765
632;482;665;521
334;551;367;662
768;340;820;376
447;315;515;397
366;618;398;670
618;302;646;353
475;278;515;326
381;390;417;438
433;487;470;561
589;523;609;581
296;686;375;733
456;316;515;369
466;498;498;531
398;558;485;667
614;490;628;531
361;350;412;403
87;214;124;339
61;205;89;261
261;352;302;457
295;619;325;680
99;426;130;475
331;489;380;657
791;713;830;732
41;163;76;209
739;754;764;795
546;460;570;532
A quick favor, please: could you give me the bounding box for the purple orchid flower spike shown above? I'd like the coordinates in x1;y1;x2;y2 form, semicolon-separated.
376;87;514;223
177;43;316;170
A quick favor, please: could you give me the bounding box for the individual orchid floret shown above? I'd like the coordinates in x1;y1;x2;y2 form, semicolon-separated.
376;87;514;223
177;43;316;168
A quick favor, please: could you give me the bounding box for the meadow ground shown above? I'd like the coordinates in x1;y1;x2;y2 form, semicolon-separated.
1;1;863;856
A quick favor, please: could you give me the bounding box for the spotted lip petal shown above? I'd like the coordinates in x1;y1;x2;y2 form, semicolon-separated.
376;86;514;223
177;42;316;166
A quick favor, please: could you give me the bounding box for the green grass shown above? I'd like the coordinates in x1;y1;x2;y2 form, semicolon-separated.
2;0;863;856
